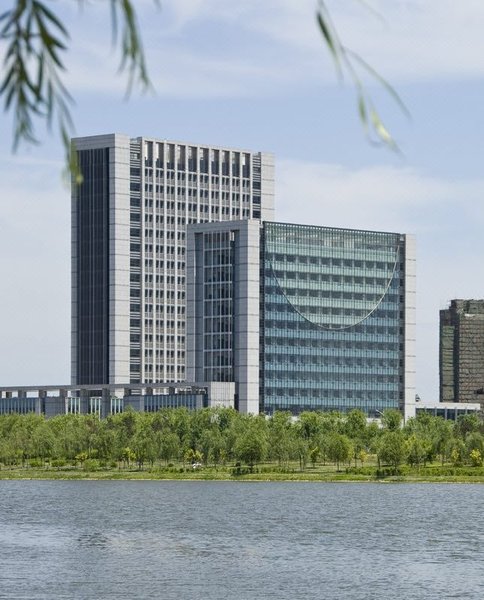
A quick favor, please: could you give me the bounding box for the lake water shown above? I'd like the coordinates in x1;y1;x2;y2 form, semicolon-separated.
0;481;483;599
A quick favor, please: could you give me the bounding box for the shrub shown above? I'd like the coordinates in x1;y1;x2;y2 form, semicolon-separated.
232;465;258;476
469;449;483;467
83;459;100;472
376;466;406;478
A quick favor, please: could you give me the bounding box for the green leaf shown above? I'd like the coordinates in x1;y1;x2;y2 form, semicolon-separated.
32;0;69;37
347;49;410;119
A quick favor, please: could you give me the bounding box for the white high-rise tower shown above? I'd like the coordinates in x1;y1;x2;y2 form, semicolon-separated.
71;133;274;385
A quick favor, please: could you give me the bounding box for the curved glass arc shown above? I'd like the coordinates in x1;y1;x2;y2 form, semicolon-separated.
265;223;401;330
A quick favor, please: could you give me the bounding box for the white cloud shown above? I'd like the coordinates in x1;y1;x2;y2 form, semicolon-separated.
330;0;484;83
276;159;484;234
9;1;484;103
52;0;484;102
146;0;484;88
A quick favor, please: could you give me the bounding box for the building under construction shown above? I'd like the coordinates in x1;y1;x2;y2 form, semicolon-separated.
440;299;484;404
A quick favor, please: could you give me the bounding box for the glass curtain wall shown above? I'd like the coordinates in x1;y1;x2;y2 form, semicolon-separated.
202;231;235;382
260;222;405;416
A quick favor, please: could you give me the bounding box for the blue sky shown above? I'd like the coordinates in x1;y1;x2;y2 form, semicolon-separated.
1;0;483;401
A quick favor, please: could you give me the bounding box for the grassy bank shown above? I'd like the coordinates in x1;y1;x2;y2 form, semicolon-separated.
1;462;484;483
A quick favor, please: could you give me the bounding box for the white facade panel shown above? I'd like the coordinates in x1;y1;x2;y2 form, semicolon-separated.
72;133;273;387
186;220;261;414
404;234;417;421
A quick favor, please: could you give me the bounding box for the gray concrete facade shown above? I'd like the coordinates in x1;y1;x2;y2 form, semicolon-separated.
72;134;274;387
186;220;260;414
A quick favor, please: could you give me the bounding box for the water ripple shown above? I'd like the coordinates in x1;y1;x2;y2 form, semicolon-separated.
0;481;482;600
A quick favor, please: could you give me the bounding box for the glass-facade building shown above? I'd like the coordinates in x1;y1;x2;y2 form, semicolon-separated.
261;222;414;417
440;299;484;403
187;220;416;418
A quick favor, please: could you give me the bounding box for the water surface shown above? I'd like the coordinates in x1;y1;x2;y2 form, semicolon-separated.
0;481;482;599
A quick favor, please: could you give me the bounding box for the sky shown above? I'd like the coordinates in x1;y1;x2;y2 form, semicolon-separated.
1;0;483;401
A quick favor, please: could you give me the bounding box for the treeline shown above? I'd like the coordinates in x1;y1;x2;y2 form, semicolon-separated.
0;408;483;472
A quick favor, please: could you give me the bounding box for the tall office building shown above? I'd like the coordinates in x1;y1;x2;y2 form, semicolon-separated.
187;220;416;418
72;134;274;385
440;299;484;403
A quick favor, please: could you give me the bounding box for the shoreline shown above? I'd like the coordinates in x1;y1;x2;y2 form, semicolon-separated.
1;470;483;484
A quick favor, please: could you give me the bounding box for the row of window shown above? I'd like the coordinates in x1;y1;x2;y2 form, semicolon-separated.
263;371;400;384
263;387;399;398
142;349;185;357
268;254;398;270
203;335;233;350
203;368;234;382
265;222;401;252
143;290;185;300
264;354;400;368
142;244;185;255
130;318;185;328
143;170;253;187
142;156;252;177
264;337;400;351
130;334;185;343
143;183;252;198
270;273;397;287
131;364;183;374
131;305;186;315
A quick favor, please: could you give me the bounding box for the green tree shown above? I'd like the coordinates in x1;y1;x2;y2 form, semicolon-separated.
11;413;38;466
234;420;268;472
75;451;88;467
378;431;407;472
132;417;156;469
93;421;117;462
455;414;482;440
432;418;454;466
198;428;225;467
309;445;321;468
49;414;84;461
344;409;367;439
465;432;484;464
327;433;353;471
293;437;310;472
0;436;17;467
184;447;203;466
31;420;55;465
469;449;482;467
358;449;368;466
381;409;403;431
319;412;344;436
158;431;180;465
268;411;294;467
362;420;380;452
121;446;136;468
406;434;428;470
450;438;465;466
404;414;439;466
